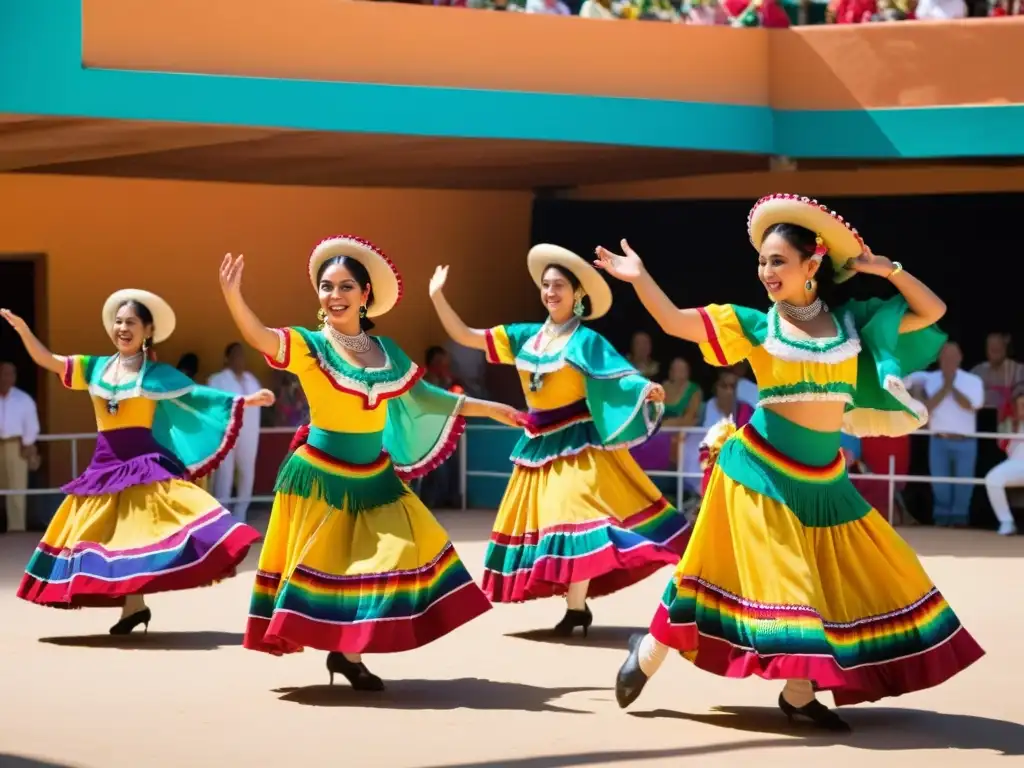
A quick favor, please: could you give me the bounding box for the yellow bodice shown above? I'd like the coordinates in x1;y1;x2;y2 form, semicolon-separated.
90;396;158;432
516;364;587;411
698;303;859;405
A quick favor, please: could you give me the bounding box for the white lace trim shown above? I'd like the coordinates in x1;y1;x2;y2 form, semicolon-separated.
758;391;854;407
762;308;862;364
843;374;929;438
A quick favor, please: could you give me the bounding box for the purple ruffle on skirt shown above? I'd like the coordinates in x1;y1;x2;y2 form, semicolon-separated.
629;431;674;472
62;427;187;496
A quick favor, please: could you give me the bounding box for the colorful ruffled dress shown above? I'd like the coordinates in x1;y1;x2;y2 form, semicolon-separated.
17;355;261;607
480;323;691;602
244;327;491;655
651;297;985;705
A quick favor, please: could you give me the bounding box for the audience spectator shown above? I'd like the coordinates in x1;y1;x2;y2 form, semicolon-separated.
972;332;1024;414
914;0;967;17
906;342;985;527
627;331;660;379
0;361;40;533
176;352;200;380
207;342;263;522
274;372;310;428
984;391;1024;535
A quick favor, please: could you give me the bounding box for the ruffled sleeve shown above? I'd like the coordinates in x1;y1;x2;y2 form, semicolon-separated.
59;355;98;391
566;327;662;448
381;338;467;480
697;304;767;367
484;323;539;365
840;295;948;438
147;363;245;480
262;327;318;376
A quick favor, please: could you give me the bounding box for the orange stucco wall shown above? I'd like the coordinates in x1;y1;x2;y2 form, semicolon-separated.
0;174;535;446
82;1;1024;110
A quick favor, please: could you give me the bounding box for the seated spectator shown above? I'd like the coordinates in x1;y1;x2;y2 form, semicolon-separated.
526;0;572;13
627;331;660;379
828;0;877;21
985;392;1024;536
915;0;967;17
723;0;790;26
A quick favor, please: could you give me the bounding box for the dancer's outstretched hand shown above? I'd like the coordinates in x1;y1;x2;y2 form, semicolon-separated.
245;389;276;408
593;239;645;283
0;308;28;335
646;384;666;403
429;265;449;298
219;253;246;302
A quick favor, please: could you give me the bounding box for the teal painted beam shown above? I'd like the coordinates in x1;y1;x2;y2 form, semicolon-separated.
3;2;1023;158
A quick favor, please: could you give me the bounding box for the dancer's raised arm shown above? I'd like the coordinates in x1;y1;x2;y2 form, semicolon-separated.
846;247;946;333
593;240;709;343
0;309;64;375
218;253;281;359
428;265;487;351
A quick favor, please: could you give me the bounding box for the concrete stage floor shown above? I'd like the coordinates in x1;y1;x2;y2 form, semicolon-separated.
0;511;1020;768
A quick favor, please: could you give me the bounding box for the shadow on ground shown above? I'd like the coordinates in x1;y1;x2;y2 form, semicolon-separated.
275;677;604;714
38;631;243;651
0;755;86;768
505;625;645;651
632;705;1024;755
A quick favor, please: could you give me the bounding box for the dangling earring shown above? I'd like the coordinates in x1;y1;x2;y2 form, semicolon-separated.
805;278;815;292
359;305;368;320
317;308;327;329
573;292;585;318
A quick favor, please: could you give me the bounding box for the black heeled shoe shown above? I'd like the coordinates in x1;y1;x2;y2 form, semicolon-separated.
109;607;152;636
777;693;851;732
615;633;649;709
552;604;593;638
326;652;385;691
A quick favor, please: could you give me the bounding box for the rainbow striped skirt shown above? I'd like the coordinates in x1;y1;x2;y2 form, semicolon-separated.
243;435;490;655
650;407;984;706
482;401;691;603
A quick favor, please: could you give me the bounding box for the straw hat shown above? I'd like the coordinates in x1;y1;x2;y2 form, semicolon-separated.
748;194;867;284
527;244;613;320
102;289;176;344
308;236;403;318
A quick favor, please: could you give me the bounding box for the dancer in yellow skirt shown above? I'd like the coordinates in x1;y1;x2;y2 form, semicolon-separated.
596;194;984;731
2;290;267;634
429;245;691;636
222;236;524;691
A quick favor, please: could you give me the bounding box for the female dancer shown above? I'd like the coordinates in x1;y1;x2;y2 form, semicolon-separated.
223;236;523;691
2;290;266;633
429;244;691;635
599;194;985;731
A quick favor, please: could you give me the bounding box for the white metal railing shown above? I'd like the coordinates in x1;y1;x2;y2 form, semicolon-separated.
1;424;1017;526
458;424;1017;526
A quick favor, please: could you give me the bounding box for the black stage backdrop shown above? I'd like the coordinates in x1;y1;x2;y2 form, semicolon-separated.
531;191;1024;528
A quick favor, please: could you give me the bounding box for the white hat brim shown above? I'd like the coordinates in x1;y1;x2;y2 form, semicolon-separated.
308;236;403;318
748;194;867;284
102;289;176;345
527;244;612;320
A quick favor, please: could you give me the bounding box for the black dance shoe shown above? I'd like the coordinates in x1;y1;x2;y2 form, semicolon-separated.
109;607;152;636
615;633;649;709
552;604;593;638
777;693;851;732
326;652;385;691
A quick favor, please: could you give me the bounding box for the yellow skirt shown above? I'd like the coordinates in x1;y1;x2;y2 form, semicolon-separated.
482;445;690;602
244;448;491;655
651;410;984;705
17;480;260;608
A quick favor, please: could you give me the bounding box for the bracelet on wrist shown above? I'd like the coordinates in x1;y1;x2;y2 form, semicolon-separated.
886;261;904;280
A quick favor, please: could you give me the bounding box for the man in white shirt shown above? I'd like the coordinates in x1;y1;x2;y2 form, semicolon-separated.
0;361;40;533
207;343;263;522
906;342;985;527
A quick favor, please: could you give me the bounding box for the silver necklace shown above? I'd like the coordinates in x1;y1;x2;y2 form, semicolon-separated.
326;325;373;354
106;352;144;415
529;317;580;393
778;298;827;322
